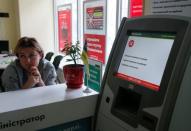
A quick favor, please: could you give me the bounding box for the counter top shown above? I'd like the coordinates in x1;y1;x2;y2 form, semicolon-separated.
0;84;98;113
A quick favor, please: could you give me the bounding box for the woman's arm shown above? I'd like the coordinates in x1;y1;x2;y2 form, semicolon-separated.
43;62;57;85
1;65;20;91
25;66;45;88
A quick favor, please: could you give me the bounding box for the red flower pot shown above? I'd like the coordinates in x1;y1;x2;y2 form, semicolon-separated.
63;64;84;89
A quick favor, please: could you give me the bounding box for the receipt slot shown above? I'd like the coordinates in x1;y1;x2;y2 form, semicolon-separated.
95;16;191;131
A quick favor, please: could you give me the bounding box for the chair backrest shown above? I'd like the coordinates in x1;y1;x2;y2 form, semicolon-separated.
0;69;5;92
52;55;64;70
45;52;54;61
0;78;5;92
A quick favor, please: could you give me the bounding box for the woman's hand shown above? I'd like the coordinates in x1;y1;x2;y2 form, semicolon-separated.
22;66;45;89
30;66;45;87
30;66;40;76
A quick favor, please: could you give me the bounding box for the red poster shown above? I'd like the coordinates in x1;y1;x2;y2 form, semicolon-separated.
58;7;72;51
129;0;143;18
84;34;105;64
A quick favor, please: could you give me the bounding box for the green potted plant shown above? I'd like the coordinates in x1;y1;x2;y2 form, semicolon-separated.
62;41;84;89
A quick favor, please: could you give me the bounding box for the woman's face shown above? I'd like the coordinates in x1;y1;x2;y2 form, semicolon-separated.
18;47;42;72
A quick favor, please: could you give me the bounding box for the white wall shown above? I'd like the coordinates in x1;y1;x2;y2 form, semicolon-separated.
18;0;55;54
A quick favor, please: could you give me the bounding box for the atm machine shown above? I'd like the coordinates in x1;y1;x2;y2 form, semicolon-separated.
95;15;191;131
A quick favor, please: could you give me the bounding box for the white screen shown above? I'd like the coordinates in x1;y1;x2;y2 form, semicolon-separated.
117;32;175;90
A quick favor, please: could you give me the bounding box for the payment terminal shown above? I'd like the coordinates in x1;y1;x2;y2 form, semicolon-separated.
95;15;191;131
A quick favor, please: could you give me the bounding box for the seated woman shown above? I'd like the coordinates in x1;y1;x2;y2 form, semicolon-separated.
1;37;57;91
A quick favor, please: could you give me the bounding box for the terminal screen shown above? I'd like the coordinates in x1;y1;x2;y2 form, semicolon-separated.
116;32;175;91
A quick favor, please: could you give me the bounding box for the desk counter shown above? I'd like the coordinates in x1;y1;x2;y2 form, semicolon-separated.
0;55;16;69
0;84;98;131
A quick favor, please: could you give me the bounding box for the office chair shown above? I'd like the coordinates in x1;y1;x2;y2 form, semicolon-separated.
0;70;5;92
52;55;64;83
52;55;64;70
0;79;5;92
45;52;54;61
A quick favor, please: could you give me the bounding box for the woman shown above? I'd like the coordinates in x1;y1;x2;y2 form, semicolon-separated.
1;37;57;91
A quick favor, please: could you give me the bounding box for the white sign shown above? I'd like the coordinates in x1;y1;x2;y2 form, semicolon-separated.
83;0;106;35
151;0;191;17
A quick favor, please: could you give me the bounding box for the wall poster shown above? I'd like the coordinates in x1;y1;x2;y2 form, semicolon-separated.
83;0;107;64
129;0;143;18
57;4;72;51
84;59;102;92
151;0;191;17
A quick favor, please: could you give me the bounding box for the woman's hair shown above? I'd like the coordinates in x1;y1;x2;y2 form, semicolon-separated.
14;36;44;58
